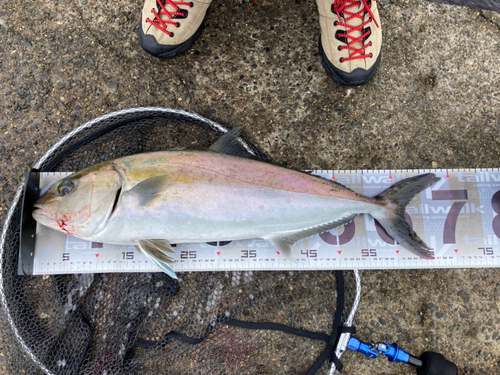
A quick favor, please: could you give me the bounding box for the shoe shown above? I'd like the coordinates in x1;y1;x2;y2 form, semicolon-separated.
316;0;382;86
139;0;212;59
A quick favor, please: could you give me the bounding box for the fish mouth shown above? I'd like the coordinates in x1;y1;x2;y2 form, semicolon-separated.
32;207;52;224
32;202;46;216
33;202;45;210
32;207;45;218
32;208;61;232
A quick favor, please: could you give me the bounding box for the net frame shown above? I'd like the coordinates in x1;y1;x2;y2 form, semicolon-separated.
328;269;361;374
0;107;362;375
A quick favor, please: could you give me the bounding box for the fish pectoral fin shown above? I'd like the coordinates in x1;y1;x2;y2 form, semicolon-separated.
208;128;262;160
129;175;170;206
265;214;359;261
137;239;177;279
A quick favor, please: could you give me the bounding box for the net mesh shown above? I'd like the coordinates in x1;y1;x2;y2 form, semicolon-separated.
0;108;359;375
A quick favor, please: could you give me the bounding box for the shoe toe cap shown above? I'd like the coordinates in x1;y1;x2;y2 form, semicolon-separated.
319;38;382;86
138;22;204;59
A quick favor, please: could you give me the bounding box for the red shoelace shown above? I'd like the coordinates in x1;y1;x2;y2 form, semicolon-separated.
147;0;194;37
333;0;379;62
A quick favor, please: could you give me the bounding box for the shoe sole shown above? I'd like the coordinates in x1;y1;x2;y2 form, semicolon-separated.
139;22;205;59
318;37;381;86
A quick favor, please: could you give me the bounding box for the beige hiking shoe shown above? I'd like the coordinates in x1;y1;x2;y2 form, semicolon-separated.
316;0;382;86
139;0;212;58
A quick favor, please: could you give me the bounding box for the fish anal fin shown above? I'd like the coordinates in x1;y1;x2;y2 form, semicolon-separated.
265;214;359;261
137;239;177;279
267;237;296;263
208;128;261;160
129;175;170;206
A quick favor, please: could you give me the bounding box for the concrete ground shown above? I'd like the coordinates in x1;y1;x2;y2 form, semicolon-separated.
0;0;499;373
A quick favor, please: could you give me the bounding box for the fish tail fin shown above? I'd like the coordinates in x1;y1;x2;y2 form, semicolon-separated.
373;173;441;259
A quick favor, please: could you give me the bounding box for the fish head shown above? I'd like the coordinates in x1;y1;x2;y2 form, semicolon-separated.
32;165;122;239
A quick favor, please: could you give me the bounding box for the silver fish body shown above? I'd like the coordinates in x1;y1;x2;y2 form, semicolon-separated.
90;151;378;244
33;130;440;278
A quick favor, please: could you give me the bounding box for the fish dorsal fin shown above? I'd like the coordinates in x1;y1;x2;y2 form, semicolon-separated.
208;128;261;160
136;239;177;279
129;175;170;206
264;214;359;261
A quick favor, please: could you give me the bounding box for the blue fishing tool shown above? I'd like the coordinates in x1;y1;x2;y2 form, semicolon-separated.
346;337;378;358
345;337;458;375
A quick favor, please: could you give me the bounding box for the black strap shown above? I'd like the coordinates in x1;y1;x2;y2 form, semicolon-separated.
305;270;345;374
327;326;357;369
136;331;206;348
340;326;356;334
225;318;331;342
126;271;350;374
125;324;215;364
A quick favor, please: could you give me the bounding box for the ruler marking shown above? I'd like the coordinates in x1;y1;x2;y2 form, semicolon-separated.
29;169;500;274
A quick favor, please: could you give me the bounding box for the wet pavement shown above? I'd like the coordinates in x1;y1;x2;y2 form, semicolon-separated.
0;0;499;373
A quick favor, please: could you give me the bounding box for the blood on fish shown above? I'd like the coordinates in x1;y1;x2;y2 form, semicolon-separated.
58;215;74;235
58;220;69;234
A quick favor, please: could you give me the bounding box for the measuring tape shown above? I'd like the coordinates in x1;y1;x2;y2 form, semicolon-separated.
19;169;500;275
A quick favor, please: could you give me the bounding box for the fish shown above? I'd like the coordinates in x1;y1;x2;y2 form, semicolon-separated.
32;129;441;279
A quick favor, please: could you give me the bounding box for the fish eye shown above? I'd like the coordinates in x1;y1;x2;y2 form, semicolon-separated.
58;180;75;196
